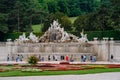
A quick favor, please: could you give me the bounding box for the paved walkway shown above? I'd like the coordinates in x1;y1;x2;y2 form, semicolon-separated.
0;72;120;80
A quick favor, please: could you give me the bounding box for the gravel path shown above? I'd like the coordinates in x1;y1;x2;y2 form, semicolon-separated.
0;72;120;80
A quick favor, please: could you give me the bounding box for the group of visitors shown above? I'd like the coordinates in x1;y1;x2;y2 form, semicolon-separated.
38;54;44;61
15;54;23;62
46;55;74;62
7;54;97;62
48;55;58;61
81;55;96;62
7;54;23;62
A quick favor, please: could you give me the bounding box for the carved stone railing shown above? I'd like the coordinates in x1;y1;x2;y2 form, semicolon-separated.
0;42;6;46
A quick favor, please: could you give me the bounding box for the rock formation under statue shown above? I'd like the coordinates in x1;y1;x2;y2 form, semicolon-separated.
39;20;88;43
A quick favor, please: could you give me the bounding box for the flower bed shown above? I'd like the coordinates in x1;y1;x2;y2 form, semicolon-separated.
1;63;119;72
107;64;120;68
36;64;95;71
0;68;10;72
0;69;5;72
60;61;70;65
81;65;107;69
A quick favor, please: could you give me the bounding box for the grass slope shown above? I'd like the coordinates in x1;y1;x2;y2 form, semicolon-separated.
0;68;120;77
32;24;42;33
69;17;77;23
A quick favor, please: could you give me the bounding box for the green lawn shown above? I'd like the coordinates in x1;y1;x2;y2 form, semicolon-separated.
69;17;77;23
0;68;120;77
32;24;42;33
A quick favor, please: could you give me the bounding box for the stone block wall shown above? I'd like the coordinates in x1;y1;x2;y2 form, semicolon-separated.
0;39;120;62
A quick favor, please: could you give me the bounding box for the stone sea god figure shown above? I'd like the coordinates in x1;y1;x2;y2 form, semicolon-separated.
39;20;88;43
19;33;29;42
78;30;88;42
29;32;38;43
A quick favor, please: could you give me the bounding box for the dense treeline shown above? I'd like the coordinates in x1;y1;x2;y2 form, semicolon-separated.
42;0;120;32
0;0;106;33
0;0;120;38
74;0;120;31
0;0;42;33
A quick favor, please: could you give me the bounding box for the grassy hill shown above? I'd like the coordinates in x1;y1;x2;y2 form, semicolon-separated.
69;17;77;23
32;24;43;33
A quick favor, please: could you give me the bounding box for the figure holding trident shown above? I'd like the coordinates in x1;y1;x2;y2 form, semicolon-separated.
79;29;88;42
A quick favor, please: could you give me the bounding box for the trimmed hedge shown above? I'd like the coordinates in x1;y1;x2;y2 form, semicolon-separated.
86;30;120;40
1;30;120;42
69;30;120;41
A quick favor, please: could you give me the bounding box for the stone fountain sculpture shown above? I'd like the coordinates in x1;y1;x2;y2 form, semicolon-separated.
39;20;88;43
78;29;88;42
17;32;38;43
18;33;29;42
28;32;38;43
16;20;88;43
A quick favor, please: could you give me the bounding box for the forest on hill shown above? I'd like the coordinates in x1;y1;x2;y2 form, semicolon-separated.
0;0;120;34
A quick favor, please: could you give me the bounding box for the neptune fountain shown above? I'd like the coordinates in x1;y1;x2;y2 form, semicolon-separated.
39;20;88;43
0;20;117;62
17;20;88;43
12;20;93;61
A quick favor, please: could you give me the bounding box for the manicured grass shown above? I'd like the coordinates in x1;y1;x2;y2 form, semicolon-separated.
32;24;42;33
69;17;77;23
0;68;120;77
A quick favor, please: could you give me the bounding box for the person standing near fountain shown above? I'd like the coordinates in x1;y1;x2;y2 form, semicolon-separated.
7;54;10;61
38;54;41;61
81;55;83;62
19;55;23;61
110;54;114;62
81;55;87;62
53;55;55;61
16;55;20;62
48;55;51;61
65;55;69;62
70;55;74;62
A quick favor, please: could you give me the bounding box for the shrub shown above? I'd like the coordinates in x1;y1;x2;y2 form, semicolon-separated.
28;55;39;65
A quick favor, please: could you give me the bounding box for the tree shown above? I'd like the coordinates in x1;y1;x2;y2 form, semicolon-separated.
0;0;15;33
0;13;8;33
67;0;82;16
74;14;91;31
110;0;120;30
61;16;72;31
57;0;69;15
0;0;15;13
42;12;66;32
42;12;72;32
95;4;111;30
7;0;43;32
47;1;58;13
110;0;120;6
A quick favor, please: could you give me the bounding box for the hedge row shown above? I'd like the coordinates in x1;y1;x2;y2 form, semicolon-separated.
69;30;120;41
1;30;120;42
